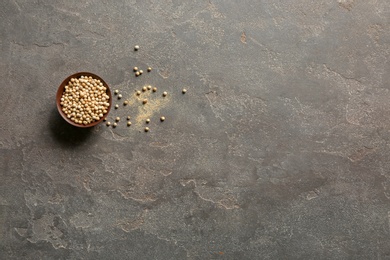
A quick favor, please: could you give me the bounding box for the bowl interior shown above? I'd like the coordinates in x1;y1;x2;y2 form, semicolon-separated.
56;72;112;128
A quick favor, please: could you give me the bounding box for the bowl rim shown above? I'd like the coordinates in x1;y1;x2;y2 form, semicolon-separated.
56;72;112;128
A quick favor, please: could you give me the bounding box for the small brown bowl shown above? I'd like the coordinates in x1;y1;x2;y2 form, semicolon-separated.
56;72;112;128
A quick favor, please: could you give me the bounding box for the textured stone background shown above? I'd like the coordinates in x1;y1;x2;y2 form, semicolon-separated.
1;0;390;259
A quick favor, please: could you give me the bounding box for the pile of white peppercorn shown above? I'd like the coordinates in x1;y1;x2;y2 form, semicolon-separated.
60;76;110;125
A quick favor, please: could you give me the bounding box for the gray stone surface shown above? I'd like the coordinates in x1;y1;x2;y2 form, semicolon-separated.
1;0;390;259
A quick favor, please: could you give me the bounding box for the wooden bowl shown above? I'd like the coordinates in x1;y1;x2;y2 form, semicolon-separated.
56;72;112;128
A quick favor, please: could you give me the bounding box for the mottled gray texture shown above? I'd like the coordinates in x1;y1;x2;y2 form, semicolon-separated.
1;0;390;259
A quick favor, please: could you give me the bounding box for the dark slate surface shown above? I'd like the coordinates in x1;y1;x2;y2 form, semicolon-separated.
1;0;390;259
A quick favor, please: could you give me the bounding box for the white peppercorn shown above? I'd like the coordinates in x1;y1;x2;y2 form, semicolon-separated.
60;76;110;125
